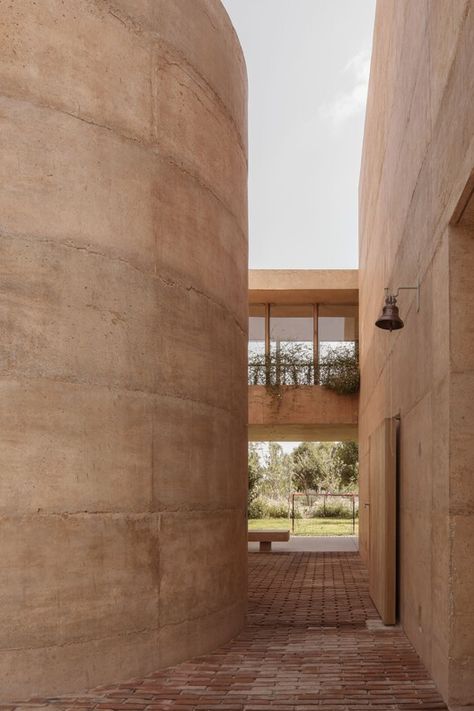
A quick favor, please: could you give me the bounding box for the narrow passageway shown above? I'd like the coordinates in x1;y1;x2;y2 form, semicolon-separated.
17;553;446;710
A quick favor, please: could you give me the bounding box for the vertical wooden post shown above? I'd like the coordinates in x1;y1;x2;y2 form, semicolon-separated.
313;303;319;384
264;303;270;385
369;418;397;624
265;303;270;357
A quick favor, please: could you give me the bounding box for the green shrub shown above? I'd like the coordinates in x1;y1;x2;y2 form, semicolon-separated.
265;502;289;518
248;498;265;519
290;509;303;520
312;502;354;519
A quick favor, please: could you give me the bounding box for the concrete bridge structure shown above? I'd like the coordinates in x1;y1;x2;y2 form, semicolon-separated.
248;269;359;442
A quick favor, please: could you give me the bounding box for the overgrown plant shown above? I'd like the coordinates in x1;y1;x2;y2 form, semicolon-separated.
248;342;359;396
248;343;314;387
319;344;360;395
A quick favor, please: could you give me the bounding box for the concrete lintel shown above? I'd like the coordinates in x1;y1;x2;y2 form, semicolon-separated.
249;269;359;305
248;423;358;442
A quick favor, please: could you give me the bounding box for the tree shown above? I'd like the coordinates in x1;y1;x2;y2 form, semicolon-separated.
331;441;359;491
259;442;292;501
248;443;263;507
291;442;327;502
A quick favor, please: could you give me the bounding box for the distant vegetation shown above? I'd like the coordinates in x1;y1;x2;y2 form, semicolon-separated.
248;441;359;520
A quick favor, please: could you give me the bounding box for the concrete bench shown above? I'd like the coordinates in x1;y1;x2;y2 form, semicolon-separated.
248;529;290;552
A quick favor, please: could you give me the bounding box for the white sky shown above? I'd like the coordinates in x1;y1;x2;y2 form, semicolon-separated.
221;0;376;269
279;441;300;454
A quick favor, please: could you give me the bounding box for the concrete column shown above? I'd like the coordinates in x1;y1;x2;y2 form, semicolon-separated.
0;0;248;697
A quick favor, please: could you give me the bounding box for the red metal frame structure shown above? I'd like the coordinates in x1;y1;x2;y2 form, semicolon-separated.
290;492;359;535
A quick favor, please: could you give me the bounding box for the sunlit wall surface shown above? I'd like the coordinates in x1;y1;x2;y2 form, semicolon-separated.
0;0;248;697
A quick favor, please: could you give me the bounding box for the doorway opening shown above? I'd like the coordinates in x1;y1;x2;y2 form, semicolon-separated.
248;440;359;545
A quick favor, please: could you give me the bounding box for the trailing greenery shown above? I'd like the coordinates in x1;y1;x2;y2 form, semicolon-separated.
319;344;360;395
248;342;359;396
248;343;313;387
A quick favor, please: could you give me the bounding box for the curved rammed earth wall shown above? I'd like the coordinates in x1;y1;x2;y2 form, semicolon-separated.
0;0;247;697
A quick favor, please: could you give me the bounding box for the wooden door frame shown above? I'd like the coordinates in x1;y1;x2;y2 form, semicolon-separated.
368;417;397;625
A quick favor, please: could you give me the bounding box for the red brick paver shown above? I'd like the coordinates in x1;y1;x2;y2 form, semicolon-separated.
11;553;446;711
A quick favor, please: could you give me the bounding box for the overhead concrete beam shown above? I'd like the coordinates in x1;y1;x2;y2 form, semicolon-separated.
248;386;358;443
249;269;358;305
248;423;358;442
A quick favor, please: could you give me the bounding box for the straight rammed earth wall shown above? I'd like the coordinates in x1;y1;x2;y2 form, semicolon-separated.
359;1;474;707
0;0;248;698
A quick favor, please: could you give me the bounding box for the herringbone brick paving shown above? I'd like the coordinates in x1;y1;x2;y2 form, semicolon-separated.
8;552;447;711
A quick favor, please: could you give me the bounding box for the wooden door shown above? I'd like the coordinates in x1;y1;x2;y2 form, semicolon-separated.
368;418;397;624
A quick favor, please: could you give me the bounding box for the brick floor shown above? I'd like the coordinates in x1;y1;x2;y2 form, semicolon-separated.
11;552;447;711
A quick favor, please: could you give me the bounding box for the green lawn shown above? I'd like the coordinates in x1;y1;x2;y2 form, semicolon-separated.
248;517;358;537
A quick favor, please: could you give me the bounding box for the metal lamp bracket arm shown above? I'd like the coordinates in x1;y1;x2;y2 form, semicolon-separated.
384;281;420;312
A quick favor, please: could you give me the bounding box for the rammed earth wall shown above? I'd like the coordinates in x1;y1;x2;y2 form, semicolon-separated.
359;1;474;706
0;0;248;697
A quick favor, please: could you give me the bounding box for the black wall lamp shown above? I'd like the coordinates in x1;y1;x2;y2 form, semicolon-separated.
375;282;420;331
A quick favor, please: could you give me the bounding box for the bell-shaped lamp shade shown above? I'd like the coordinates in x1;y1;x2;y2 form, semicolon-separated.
375;295;404;331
